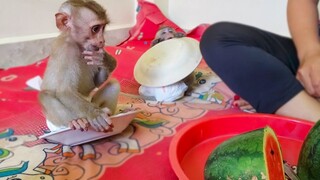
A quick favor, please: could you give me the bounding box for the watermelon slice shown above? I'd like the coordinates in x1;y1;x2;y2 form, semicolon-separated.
204;126;285;180
297;120;320;180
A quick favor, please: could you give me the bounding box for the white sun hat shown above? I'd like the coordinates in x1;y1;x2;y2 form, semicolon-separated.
134;37;202;87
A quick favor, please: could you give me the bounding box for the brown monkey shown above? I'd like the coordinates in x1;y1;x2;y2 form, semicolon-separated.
151;26;186;47
39;0;119;132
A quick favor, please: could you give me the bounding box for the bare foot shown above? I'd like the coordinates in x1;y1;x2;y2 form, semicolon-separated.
233;95;256;113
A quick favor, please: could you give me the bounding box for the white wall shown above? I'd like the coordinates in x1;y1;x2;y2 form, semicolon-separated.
2;0;312;68
0;0;136;44
0;0;137;68
167;0;290;37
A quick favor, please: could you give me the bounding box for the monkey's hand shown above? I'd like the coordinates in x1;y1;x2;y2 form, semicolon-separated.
69;108;113;132
82;49;105;66
69;118;90;131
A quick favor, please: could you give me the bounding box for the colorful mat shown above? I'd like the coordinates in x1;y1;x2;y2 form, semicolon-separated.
0;1;242;179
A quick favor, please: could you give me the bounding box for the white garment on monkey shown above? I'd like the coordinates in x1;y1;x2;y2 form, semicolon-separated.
139;81;188;102
46;120;67;132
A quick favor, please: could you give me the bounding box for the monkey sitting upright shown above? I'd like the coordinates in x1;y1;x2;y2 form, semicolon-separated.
39;0;119;133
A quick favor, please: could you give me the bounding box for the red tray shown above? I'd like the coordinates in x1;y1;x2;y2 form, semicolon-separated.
169;113;314;180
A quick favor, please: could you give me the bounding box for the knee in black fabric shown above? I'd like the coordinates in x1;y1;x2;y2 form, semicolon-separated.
200;22;241;47
200;22;237;68
200;22;256;67
200;22;256;44
199;22;303;114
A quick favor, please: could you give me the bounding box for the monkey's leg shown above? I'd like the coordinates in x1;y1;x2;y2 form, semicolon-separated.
51;87;115;132
38;90;75;128
91;79;120;114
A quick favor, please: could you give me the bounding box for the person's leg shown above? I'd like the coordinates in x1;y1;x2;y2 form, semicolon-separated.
276;91;320;122
200;22;320;122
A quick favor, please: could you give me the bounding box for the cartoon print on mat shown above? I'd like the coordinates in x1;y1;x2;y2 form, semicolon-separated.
35;94;215;179
57;144;96;160
188;71;224;104
0;68;232;180
0;74;18;82
0;0;242;179
0;128;57;180
183;68;235;108
109;124;140;153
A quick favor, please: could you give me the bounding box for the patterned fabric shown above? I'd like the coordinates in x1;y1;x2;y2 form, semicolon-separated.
0;1;238;179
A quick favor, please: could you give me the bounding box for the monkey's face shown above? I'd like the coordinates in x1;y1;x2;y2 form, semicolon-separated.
70;8;107;51
156;27;175;42
84;22;106;51
151;27;186;47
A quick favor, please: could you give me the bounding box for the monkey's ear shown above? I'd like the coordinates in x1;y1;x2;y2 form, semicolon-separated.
55;12;70;31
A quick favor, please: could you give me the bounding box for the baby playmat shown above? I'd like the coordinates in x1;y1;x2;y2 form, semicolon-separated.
0;1;308;180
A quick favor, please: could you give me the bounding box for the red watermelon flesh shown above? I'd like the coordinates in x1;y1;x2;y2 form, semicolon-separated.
266;131;284;179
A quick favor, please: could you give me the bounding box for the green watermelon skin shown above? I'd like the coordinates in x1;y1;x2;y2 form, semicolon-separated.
297;120;320;180
204;126;283;180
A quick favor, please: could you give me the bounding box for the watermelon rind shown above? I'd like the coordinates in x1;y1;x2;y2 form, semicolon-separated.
297;120;320;180
204;126;284;180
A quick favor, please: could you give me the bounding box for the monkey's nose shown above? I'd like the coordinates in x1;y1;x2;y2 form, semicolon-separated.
100;39;105;46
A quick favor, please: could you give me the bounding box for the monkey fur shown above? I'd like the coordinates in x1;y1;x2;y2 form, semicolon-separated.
39;0;119;132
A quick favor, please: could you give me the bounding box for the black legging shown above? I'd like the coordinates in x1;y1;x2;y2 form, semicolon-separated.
200;22;304;113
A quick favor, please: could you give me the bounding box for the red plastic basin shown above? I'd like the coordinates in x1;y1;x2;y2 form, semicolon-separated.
169;113;314;180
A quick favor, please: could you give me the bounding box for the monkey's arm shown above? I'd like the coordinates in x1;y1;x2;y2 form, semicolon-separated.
82;49;116;86
94;51;117;86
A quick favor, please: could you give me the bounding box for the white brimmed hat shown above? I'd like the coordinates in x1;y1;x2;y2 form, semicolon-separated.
134;37;202;87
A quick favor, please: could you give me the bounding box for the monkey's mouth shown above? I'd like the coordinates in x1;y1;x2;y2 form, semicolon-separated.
86;45;100;51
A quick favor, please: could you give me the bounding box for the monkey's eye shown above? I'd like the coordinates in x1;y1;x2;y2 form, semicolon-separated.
91;25;101;33
198;79;206;84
